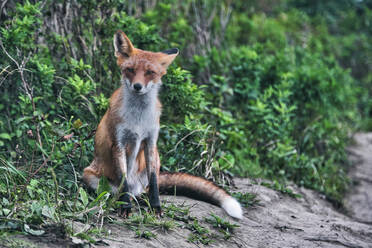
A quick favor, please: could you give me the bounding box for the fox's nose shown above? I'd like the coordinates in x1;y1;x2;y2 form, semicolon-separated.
133;83;142;91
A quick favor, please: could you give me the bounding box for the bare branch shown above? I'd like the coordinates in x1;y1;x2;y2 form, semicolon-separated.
0;39;20;68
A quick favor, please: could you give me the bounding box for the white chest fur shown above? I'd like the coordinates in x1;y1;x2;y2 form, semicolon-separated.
116;84;161;144
114;83;161;196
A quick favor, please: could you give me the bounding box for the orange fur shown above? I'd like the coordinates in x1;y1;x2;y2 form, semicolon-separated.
83;30;243;219
83;30;172;189
83;86;162;186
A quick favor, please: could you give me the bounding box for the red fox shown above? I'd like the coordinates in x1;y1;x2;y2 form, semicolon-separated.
83;30;243;219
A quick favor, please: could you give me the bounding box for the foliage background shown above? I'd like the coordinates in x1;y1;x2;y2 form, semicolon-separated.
0;0;371;238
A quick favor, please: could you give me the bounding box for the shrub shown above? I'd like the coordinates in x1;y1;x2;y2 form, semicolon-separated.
191;39;358;201
0;1;368;237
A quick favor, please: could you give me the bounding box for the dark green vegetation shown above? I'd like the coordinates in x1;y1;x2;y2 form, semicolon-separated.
0;0;371;244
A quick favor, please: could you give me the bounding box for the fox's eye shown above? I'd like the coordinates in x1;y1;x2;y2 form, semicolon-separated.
126;68;135;73
146;70;155;75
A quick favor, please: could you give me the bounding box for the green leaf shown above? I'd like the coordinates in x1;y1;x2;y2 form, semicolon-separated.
31;201;43;215
73;119;83;129
0;133;11;140
24;224;45;236
2;208;10;215
91;191;110;206
2;197;9;206
0;158;26;180
96;176;111;196
79;187;89;207
16;130;22;138
41;205;55;220
30;179;39;187
15;116;33;124
36;143;48;157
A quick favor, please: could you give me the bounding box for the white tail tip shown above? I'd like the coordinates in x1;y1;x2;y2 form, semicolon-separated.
221;197;243;219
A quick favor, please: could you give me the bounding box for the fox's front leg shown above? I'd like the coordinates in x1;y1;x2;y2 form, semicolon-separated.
144;137;161;215
113;145;131;218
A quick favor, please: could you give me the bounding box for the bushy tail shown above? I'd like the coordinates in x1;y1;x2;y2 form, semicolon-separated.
159;172;243;219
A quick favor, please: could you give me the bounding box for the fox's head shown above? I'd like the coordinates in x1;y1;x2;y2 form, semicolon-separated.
113;30;178;95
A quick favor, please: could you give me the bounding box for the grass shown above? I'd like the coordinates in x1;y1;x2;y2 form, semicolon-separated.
0;233;38;248
231;192;260;208
112;200;244;244
0;157;255;246
205;214;239;240
260;181;302;198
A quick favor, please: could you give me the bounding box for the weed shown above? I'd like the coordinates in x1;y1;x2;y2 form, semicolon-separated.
231;192;260;208
135;229;157;239
187;219;213;245
163;202;193;222
261;181;302;198
0;233;38;248
205;214;239;240
112;206;176;240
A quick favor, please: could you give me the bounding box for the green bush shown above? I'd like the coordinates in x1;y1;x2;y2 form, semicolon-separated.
191;38;357;201
0;1;210;236
0;0;370;238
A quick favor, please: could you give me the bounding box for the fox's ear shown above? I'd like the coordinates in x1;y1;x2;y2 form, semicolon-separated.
159;48;179;69
113;30;134;58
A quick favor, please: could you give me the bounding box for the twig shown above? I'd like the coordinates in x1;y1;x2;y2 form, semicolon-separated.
50;166;59;207
0;67;33;86
0;65;10;76
30;143;55;177
0;39;46;163
166;129;201;155
0;39;19;67
0;0;9;17
67;153;78;191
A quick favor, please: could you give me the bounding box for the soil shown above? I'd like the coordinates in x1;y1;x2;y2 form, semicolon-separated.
6;133;372;248
345;133;372;225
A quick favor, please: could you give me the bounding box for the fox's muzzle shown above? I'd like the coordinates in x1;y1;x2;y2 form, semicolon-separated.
133;83;142;92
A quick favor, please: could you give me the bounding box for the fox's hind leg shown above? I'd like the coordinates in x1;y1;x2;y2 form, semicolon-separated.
83;161;101;193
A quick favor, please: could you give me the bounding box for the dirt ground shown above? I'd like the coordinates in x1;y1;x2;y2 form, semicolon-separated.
345;133;372;225
7;133;372;248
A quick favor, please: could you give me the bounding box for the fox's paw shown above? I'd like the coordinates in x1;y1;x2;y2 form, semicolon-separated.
119;207;132;218
152;206;162;218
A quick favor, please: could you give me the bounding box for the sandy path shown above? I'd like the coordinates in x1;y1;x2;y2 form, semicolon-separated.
9;133;372;247
91;132;372;247
345;132;372;224
91;177;371;248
